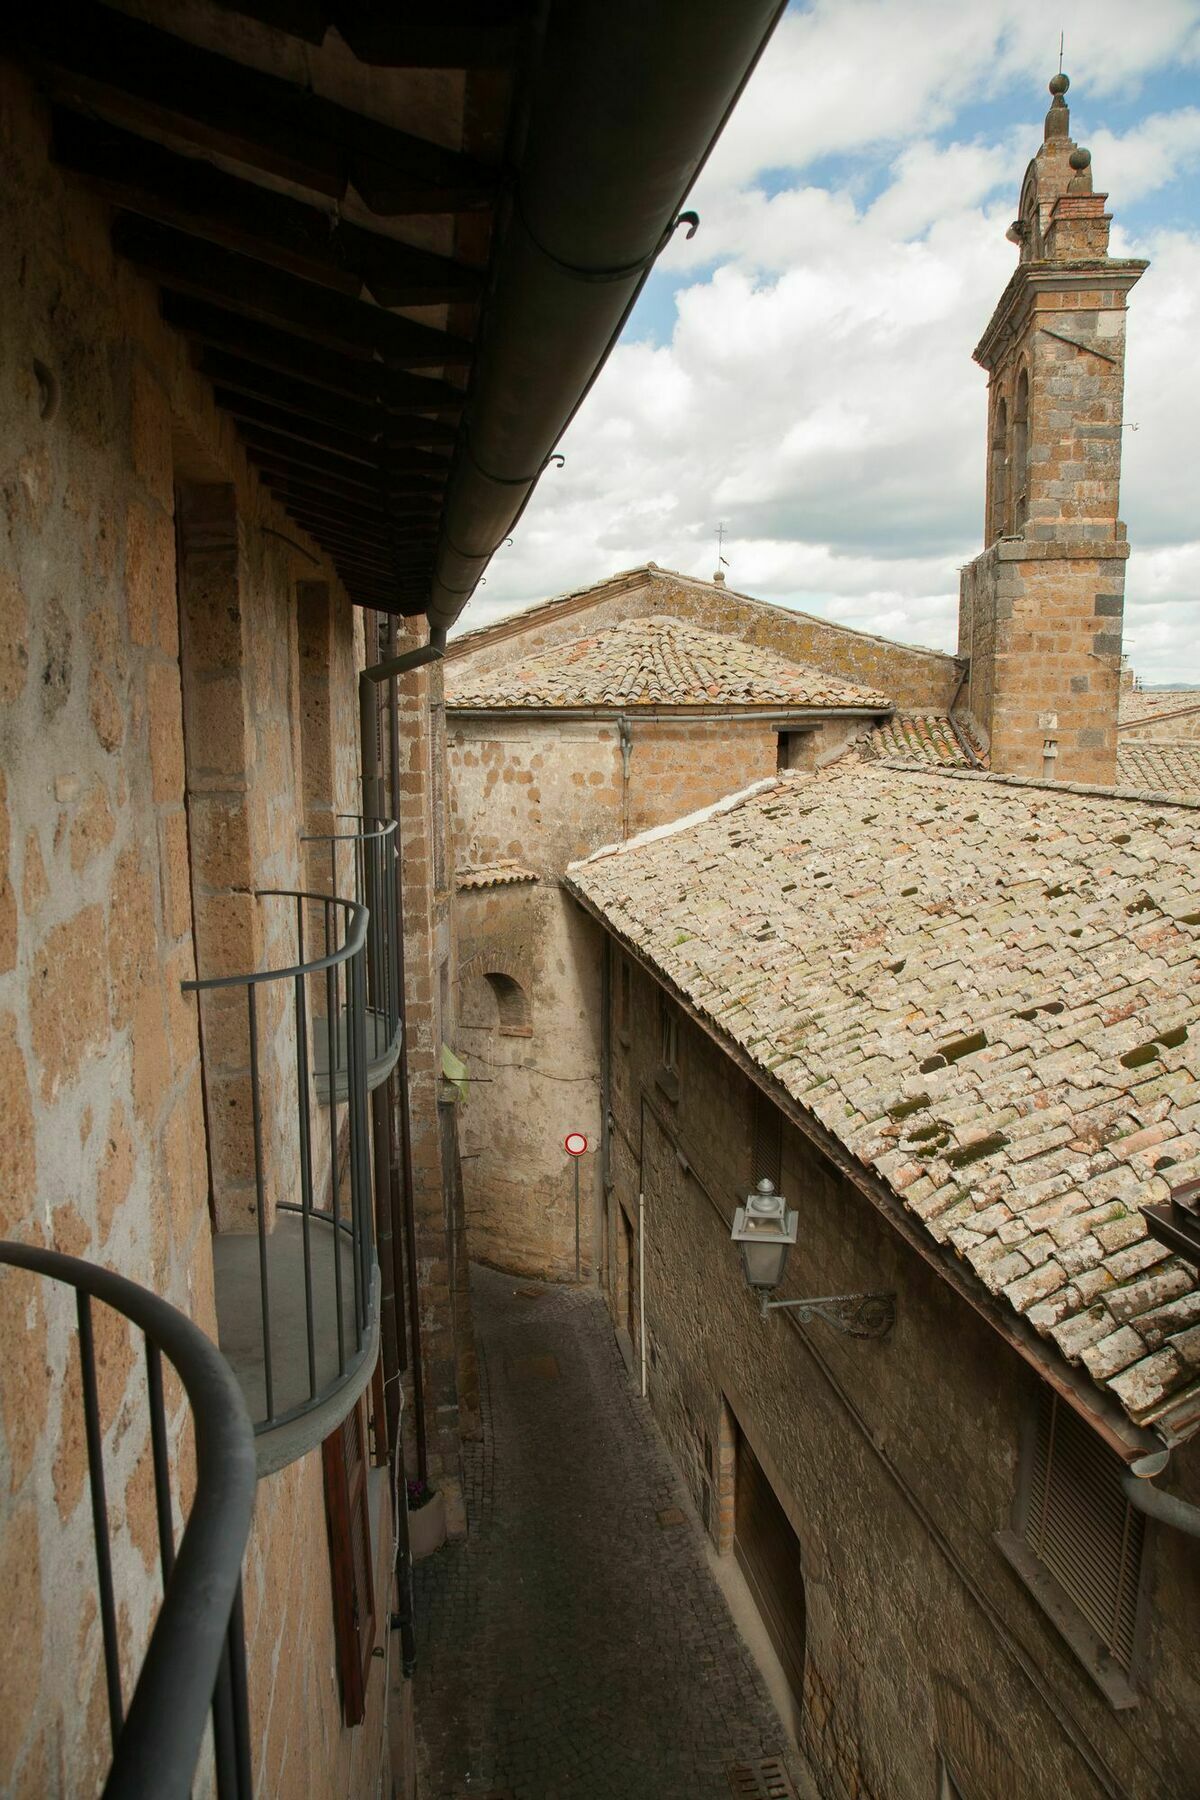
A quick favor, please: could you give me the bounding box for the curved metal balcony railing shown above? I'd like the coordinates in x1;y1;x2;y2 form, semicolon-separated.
0;1241;256;1799
185;891;379;1470
301;817;401;1103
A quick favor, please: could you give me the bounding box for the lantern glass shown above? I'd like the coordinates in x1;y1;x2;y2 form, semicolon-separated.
730;1178;798;1294
739;1237;792;1291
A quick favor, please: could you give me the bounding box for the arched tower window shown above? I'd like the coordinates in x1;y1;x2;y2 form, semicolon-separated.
990;395;1009;540
484;971;531;1036
1012;368;1030;530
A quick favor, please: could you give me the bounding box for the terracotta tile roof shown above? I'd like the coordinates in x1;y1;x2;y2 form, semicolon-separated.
455;864;538;891
1117;742;1200;797
1119;688;1200;728
567;763;1200;1441
445;615;892;712
868;713;985;767
868;717;1200;800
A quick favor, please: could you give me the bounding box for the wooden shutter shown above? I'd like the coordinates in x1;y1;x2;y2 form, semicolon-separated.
734;1428;806;1706
751;1088;782;1191
1022;1390;1145;1672
322;1397;377;1725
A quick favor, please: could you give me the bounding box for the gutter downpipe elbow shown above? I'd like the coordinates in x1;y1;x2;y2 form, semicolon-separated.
1122;1445;1200;1538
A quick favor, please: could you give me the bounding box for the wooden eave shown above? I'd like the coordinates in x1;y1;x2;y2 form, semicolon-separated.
15;0;537;613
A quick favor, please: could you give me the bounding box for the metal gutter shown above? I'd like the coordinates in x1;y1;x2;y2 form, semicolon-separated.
1123;1447;1200;1539
427;0;788;629
444;706;891;723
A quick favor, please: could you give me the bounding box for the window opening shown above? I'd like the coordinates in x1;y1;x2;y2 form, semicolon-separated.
1012;368;1030;530
990;395;1009;540
485;971;531;1036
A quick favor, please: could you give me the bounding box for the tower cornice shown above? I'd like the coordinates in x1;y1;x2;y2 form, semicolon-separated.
973;256;1148;372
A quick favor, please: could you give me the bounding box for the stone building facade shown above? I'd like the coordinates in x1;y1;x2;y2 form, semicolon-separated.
445;615;895;1279
957;76;1146;785
567;764;1200;1800
0;47;472;1798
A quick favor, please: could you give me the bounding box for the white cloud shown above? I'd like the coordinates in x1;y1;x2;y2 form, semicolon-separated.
464;3;1200;685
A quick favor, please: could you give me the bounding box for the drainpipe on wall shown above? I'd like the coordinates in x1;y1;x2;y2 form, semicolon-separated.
638;1189;647;1401
359;622;446;1485
1123;1445;1200;1538
599;935;612;1286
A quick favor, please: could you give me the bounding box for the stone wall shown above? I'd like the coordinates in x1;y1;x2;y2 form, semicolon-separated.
959;539;1126;782
446;710;814;1279
598;946;1200;1800
456;882;603;1280
449;567;962;712
1119;705;1200;744
0;62;401;1795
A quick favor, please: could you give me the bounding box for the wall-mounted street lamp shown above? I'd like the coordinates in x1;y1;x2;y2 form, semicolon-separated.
730;1178;895;1339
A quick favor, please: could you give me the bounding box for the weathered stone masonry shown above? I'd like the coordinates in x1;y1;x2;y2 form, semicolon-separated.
0;62;403;1794
595;951;1200;1800
958;77;1145;785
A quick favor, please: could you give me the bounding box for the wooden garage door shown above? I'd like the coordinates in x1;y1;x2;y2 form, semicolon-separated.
734;1428;806;1706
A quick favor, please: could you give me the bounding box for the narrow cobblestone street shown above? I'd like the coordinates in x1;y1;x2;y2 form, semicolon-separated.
413;1265;808;1800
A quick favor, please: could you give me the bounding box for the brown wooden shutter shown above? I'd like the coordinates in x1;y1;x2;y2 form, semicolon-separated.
1022;1389;1145;1672
734;1428;806;1706
751;1088;782;1192
322;1397;377;1725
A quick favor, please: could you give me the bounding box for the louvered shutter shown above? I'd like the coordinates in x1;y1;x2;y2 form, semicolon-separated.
322;1397;377;1725
751;1088;782;1192
1022;1390;1145;1672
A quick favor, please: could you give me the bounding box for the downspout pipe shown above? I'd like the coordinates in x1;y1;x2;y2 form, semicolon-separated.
359;622;446;1483
426;0;788;631
1123;1446;1200;1539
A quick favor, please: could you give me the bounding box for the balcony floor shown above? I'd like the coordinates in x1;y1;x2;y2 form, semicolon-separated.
312;1005;401;1104
213;1211;379;1476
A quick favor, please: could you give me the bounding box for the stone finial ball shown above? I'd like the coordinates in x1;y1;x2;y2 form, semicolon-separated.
1069;147;1091;170
1049;72;1070;95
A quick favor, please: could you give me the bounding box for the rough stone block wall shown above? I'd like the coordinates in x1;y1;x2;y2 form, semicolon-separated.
447;712;802;1289
0;64;397;1796
625;719;782;836
242;1451;397;1795
960;542;1125;783
599;948;1200;1800
1119;705;1200;744
456;885;603;1279
449;568;962;711
449;717;623;872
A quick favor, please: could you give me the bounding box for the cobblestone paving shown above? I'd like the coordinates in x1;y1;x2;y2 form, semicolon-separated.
413;1265;807;1800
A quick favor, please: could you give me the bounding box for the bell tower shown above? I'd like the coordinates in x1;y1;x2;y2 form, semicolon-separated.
958;74;1146;783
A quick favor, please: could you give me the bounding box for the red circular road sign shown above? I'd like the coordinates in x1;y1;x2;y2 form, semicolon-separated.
564;1132;588;1157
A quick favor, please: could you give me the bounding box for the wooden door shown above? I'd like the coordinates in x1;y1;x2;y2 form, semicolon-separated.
734;1427;806;1707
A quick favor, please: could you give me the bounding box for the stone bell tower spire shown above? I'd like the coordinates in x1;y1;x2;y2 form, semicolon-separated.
957;73;1147;785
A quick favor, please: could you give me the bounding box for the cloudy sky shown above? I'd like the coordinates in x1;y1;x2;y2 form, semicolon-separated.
467;0;1200;683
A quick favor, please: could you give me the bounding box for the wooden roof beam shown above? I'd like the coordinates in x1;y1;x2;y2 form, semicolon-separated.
235;424;448;494
21;2;498;213
215;389;452;473
201;358;458;447
257;475;441;530
258;472;440;529
52;112;484;309
113;219;473;369
209;1;531;66
164;300;465;413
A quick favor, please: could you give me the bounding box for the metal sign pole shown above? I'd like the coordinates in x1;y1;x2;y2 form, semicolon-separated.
574;1156;581;1282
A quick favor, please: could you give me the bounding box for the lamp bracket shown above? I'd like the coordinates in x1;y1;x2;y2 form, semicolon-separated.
759;1291;895;1338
